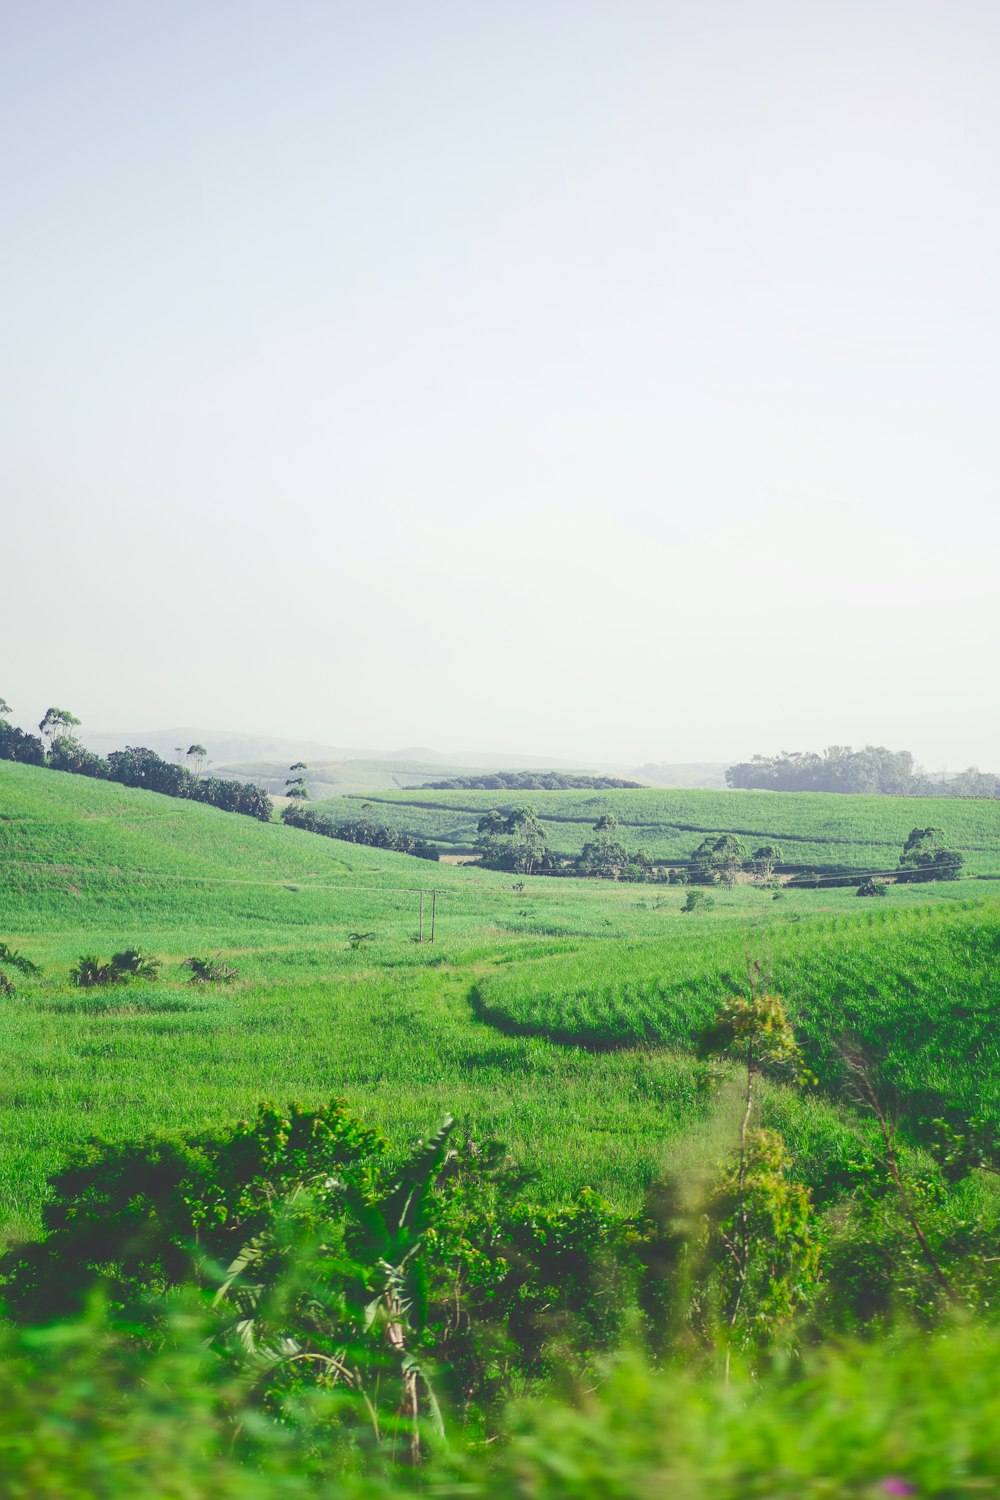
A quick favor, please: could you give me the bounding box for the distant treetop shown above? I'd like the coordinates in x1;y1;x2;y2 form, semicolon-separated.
418;771;642;792
726;746;998;798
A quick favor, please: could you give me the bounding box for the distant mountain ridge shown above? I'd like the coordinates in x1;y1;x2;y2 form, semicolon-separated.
76;728;731;792
79;729;364;766
79;731;628;773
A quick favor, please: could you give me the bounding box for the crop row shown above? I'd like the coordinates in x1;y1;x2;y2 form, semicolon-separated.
472;901;1000;1131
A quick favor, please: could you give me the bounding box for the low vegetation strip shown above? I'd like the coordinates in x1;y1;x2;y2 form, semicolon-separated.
417;770;643;790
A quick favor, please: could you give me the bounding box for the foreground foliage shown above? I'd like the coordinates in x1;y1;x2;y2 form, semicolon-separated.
0;738;996;1492
0;1268;997;1497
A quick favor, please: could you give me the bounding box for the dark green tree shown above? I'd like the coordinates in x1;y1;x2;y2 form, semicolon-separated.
0;722;46;765
503;807;547;874
475;810;507;865
898;827;965;882
751;843;782;881
107;746;192;797
856;877;889;897
48;737;107;778
575;813;630;878
690;834;747;886
475;807;547;873
285;763;309;800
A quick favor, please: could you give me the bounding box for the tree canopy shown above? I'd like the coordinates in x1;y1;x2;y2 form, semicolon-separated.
898;826;965;882
726;745;998;797
475;807;550;874
421;771;641;791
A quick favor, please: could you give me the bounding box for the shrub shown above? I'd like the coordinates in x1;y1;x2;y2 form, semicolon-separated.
71;950;160;987
70;956;120;988
857;878;890;897
184;956;239;984
110;949;160;981
682;890;714;913
0;943;39;975
0;1102;637;1433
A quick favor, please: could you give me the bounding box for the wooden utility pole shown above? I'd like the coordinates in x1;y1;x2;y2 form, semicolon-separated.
416;889;440;943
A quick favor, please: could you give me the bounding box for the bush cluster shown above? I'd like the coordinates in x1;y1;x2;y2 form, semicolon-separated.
419;771;642;791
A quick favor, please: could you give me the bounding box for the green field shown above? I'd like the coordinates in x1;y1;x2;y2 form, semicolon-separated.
474;902;1000;1130
1;760;997;1244
311;784;1000;873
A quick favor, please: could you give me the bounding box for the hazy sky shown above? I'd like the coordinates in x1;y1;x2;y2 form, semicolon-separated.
3;1;998;768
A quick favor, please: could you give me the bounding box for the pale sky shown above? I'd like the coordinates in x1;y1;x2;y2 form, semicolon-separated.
3;0;998;770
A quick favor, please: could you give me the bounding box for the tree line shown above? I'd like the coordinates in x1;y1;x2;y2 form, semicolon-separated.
0;699;272;821
419;770;642;791
726;744;999;797
473;809;748;884
0;698;441;859
282;800;440;859
475;807;658;879
474;809;965;888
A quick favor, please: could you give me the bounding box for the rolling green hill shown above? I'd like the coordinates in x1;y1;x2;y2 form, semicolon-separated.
473;902;1000;1130
1;760;996;1243
310;784;1000;873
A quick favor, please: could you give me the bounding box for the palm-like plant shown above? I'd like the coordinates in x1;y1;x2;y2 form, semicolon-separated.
70;955;118;988
71;950;160;986
110;949;161;981
213;1117;457;1462
0;943;39;976
184;955;238;983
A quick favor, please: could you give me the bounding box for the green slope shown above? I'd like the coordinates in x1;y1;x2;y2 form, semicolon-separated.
473;901;1000;1130
0;762;995;1243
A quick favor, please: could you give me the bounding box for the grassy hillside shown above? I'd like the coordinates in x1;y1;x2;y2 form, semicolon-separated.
309;785;1000;873
1;761;996;1242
